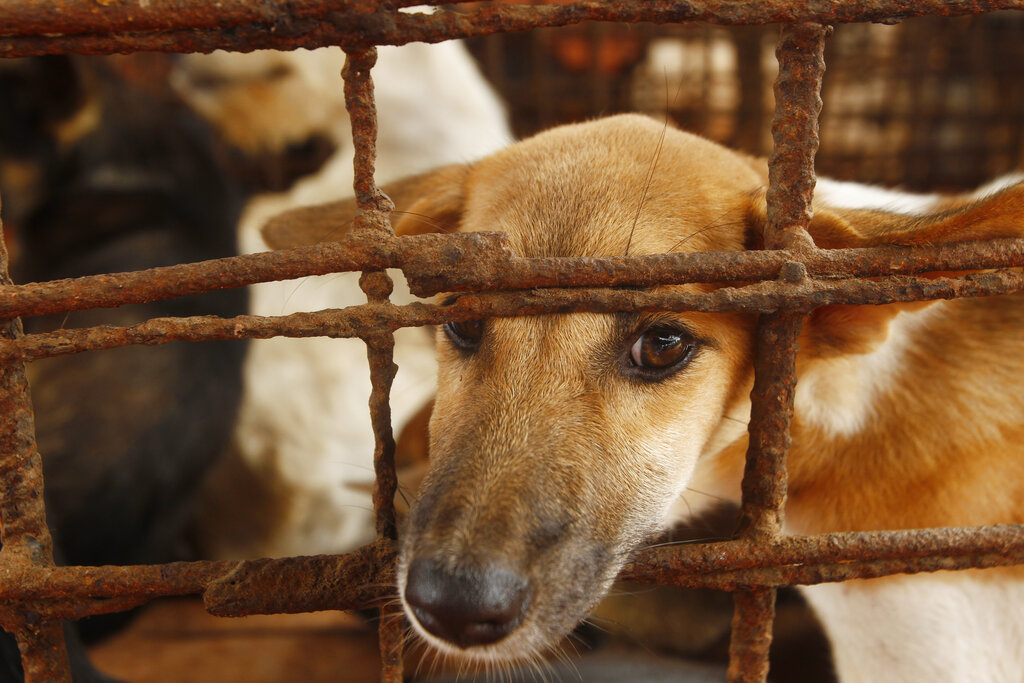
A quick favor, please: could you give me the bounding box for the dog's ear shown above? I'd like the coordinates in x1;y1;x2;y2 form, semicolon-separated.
748;181;1024;356
747;181;1024;250
261;163;469;249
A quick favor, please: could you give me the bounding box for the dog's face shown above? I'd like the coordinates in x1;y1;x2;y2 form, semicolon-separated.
262;113;1024;664
392;116;765;660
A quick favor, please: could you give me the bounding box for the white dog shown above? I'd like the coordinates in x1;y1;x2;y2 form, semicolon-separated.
174;39;510;558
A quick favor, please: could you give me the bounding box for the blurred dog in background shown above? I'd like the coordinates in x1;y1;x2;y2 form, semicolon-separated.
0;54;248;681
172;39;511;559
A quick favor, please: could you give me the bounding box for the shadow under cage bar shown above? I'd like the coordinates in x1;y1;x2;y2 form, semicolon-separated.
0;2;1022;683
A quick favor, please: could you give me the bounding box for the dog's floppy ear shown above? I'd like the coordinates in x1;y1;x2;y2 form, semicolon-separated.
261;163;470;249
748;181;1024;356
747;181;1024;250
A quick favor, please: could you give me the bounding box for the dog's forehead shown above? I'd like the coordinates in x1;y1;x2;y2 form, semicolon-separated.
462;115;761;258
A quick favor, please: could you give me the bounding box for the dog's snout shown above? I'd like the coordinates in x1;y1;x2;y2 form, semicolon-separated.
404;559;531;649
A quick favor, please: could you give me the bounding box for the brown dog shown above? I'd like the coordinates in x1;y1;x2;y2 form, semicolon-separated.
264;114;1024;682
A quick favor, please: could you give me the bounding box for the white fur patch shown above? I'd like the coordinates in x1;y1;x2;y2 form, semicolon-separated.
968;171;1024;200
814;177;941;215
794;306;936;438
803;574;1024;683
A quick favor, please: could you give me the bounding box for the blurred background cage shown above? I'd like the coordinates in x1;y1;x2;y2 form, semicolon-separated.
468;10;1024;190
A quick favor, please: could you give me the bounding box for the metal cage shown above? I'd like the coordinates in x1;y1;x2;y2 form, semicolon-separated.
1;2;1024;682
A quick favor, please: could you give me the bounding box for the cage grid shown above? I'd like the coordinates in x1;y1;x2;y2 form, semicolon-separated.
2;2;1024;682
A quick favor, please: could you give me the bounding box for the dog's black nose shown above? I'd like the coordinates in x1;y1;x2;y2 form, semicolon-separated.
404;559;530;648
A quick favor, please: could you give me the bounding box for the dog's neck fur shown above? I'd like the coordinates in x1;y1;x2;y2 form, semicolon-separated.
692;292;1024;535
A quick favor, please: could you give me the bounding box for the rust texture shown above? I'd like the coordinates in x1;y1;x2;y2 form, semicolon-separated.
764;23;828;251
0;525;1021;622
4;231;1024;321
342;47;401;542
378;602;405;683
343;45;407;678
0;201;71;681
203;540;395;617
620;524;1024;586
12;624;70;683
2;269;1024;363
725;22;829;681
727;589;775;683
736;312;803;541
3;1;1024;57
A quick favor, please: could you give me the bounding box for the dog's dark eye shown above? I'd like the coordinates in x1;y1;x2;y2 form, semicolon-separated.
627;326;696;379
443;320;484;351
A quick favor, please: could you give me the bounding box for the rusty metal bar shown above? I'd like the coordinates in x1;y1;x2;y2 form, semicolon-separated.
658;546;1024;592
5;218;1023;321
2;1;1023;58
736;312;803;541
621;524;1024;579
727;22;828;681
378;602;405;683
401;237;1024;299
2;268;1023;363
341;45;406;681
202;539;394;617
11;623;69;683
0;523;1019;623
0;200;71;680
728;589;775;683
342;46;400;542
4;233;1024;321
764;24;828;251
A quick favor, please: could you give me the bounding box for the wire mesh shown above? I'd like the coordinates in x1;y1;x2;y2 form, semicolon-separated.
0;2;1023;682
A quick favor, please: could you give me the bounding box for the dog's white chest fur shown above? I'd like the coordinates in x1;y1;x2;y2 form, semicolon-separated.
803;574;1024;683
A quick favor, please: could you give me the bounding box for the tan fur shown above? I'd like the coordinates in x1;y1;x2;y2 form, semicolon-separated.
264;114;1024;677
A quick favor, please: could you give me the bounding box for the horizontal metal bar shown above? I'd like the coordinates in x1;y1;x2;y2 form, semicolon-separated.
0;526;1021;621
1;1;1022;57
622;524;1024;576
0;232;500;319
3;233;1024;321
1;268;1022;362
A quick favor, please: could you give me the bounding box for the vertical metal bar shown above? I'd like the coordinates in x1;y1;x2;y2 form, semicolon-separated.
727;588;776;683
0;198;71;680
736;311;802;542
764;23;828;252
378;601;405;683
342;47;395;229
13;623;72;683
728;22;828;683
341;46;406;681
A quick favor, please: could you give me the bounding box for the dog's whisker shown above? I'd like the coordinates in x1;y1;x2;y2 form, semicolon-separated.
393;209;458;234
635;535;732;551
683;486;730;503
625;116;669;257
666;216;747;253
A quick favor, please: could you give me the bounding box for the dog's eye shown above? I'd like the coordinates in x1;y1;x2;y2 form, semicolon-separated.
627;326;696;378
443;320;484;351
